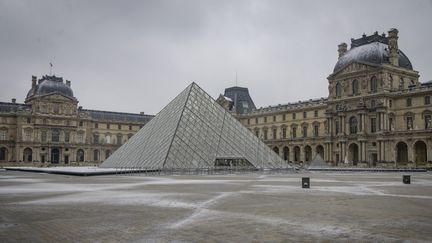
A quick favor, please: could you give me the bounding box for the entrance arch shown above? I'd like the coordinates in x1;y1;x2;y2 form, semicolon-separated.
283;146;289;161
273;147;279;155
348;143;359;166
304;146;312;162
23;148;32;162
414;141;427;165
294;146;300;162
396;142;408;164
315;145;324;159
51;148;60;164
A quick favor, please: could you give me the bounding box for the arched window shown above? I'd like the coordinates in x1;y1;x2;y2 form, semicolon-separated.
349;116;358;134
336;82;342;98
352;79;359;95
77;149;84;162
23;148;32;162
370;76;377;93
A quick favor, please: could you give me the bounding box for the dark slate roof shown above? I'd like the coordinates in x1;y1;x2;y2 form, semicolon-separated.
224;86;256;114
0;102;31;113
26;75;75;100
334;33;413;73
82;109;153;123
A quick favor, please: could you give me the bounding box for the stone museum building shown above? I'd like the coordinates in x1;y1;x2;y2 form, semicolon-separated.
0;75;153;165
224;29;432;168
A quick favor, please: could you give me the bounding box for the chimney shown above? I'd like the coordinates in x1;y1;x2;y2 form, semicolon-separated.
32;76;37;88
66;80;71;87
388;28;399;66
12;98;16;103
338;43;347;58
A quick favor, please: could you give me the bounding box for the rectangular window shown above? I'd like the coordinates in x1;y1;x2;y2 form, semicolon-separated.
292;113;296;119
51;130;59;142
389;100;393;108
389;117;394;131
79;121;83;126
41;131;47;142
27;118;31;124
303;112;307;119
371;117;377;133
282;128;287;139
107;124;110;129
255;130;259;137
263;130;268;140
314;110;318;118
25;130;31;141
335;120;340;134
283;114;286;121
292;127;297;138
94;134;99;144
247;119;250;125
95;123;98;128
273;116;276;122
406;116;413;130
255;118;258;124
65;132;70;143
0;130;6;140
302;126;307;138
264;117;267;123
129;125;132;130
78;133;84;143
425;115;431;129
273;128;277;139
406;98;412;107
118;124;121;130
313;125;319;137
425;96;431;105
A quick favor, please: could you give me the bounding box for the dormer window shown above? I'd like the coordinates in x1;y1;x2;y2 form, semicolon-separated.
370;76;377;93
336;82;342;98
352;79;359;95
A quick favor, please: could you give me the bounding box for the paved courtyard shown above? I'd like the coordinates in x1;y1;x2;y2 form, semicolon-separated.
1;169;432;242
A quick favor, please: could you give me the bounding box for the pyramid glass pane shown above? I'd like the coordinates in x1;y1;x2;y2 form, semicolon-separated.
101;83;291;170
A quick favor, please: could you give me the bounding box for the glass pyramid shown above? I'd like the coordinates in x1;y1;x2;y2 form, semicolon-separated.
101;83;291;170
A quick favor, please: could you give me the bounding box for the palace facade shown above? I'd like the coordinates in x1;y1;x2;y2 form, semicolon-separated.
0;75;153;166
228;29;432;168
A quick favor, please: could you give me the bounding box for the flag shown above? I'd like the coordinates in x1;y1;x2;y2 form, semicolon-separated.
50;62;53;67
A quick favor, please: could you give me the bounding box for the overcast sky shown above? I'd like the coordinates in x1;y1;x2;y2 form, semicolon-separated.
1;0;431;115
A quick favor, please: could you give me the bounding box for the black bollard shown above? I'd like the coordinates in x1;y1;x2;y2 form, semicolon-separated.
302;177;310;188
403;175;411;184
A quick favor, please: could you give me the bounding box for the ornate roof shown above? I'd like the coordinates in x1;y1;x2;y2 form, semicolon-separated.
26;75;75;100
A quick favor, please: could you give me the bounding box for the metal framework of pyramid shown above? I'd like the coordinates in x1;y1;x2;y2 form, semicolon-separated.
101;83;290;170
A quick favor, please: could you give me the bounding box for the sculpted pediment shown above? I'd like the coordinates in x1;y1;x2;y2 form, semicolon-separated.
35;92;76;103
333;62;376;77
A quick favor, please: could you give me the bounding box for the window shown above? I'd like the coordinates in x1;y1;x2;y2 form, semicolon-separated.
105;134;111;144
292;127;297;138
117;134;122;145
273;116;276;122
313;125;319;137
53;105;59;114
314;110;318;118
93;150;99;161
389;100;393;108
255;118;258;124
26;118;31;124
399;78;404;89
0;147;6;161
371;100;376;108
292;113;296;119
247;119;250;125
302;126;307;138
25;129;31;141
107;124;110;129
406;98;412;107
303;112;307;119
335;119;340;135
129;125;132;130
336;82;342;98
41;131;47;142
255;130;259;137
0;130;6;140
43;119;47;124
406;116;413;130
352;79;359;95
370;76;377;93
66;120;70;126
263;129;268;140
272;128;277;139
264;117;267;123
95;123;98;128
425;115;432;129
371;117;377;133
425;96;430;105
349;117;358;134
389;117;394;131
77;150;84;162
52;129;60;142
93;134;99;144
77;133;84;143
283;114;286;121
118;124;121;130
65;132;70;143
79;121;83;126
282;128;287;139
